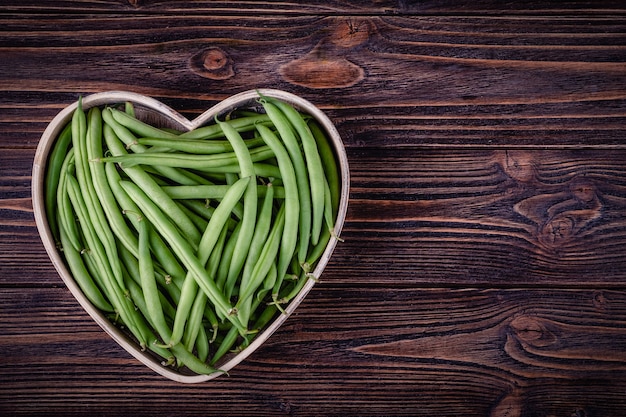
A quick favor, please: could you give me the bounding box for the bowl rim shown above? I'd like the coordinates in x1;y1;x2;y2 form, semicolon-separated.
32;89;350;383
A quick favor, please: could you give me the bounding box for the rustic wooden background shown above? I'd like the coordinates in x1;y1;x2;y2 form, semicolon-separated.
1;1;626;416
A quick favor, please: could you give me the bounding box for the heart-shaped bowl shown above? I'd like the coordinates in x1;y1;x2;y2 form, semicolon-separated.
32;89;349;383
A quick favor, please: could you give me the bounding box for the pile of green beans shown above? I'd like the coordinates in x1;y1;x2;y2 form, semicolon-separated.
45;95;342;375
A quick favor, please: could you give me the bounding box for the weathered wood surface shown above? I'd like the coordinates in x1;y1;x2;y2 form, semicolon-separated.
1;1;626;416
3;286;626;416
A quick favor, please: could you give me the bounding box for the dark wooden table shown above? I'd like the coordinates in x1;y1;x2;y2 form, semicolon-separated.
2;1;626;416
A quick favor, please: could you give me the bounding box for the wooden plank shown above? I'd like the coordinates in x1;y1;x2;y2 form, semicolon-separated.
3;100;626;150
4;147;626;286
1;14;624;152
1;1;625;15
0;5;625;416
340;148;626;286
0;14;624;113
2;286;626;416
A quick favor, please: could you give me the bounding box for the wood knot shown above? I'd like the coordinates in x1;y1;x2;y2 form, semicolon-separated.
280;46;364;89
489;389;523;417
509;316;557;347
330;17;374;48
189;47;235;80
513;173;602;252
569;177;597;203
279;17;369;89
502;151;536;183
592;291;608;312
539;216;575;246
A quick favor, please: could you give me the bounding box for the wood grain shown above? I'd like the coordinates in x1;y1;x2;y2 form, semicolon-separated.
1;14;624;105
3;286;626;416
1;2;626;416
5;148;626;287
2;0;626;15
1;13;624;150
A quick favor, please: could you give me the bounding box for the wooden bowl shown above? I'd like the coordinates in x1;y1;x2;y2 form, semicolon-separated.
32;89;350;383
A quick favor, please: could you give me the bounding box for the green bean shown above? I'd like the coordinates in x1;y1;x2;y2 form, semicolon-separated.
169;274;199;348
195;324;210;363
273;221;334;310
117;179;246;334
137;136;265;155
178;114;272;140
124;101;135;118
165;167;215;186
137;212;172;343
169;175;250;347
224;172;238;185
122;273;176;363
118;240;182;305
308;119;340;218
288;223;333;304
176;201;209;232
104;160;186;289
56;150;81;252
258;99;311;264
177;200;225;226
237;183;275;325
169;162;281;179
121;269;189;365
162;184;285;200
214;282;271;363
109;107;178;140
210;325;240;365
255;124;300;299
183;224;228;354
259;261;278;302
45;123;73;243
301;223;332;275
250;303;279;334
241;183;275;286
66;174;146;347
323;176;336;237
268;98;326;246
96;145;275;171
58;216;113;312
216;221;242;292
103;121;202;246
123;261;177;330
79;241;115;305
276;270;310;308
236;202;285;311
140;163;217;188
217;118;258;302
169;341;224;375
102;107;203;187
86;109;142;260
73;106;126;291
